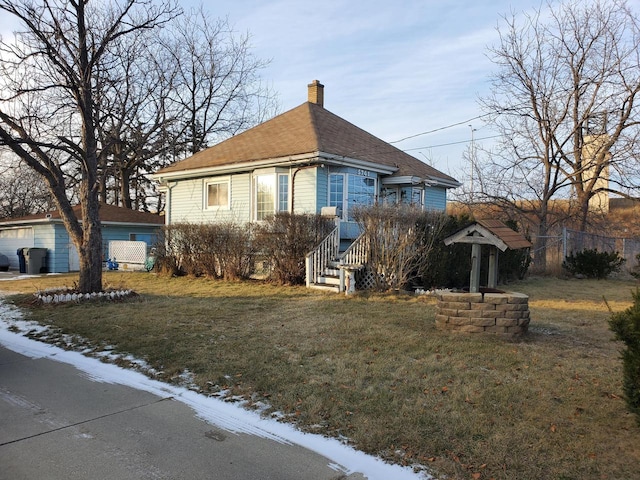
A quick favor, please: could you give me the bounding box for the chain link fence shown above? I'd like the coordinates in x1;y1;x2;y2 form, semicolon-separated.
533;228;640;274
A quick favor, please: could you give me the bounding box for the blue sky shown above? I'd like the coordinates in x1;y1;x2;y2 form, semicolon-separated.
214;0;565;182
3;1;639;184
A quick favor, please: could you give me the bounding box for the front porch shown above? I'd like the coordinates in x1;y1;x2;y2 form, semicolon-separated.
305;222;368;293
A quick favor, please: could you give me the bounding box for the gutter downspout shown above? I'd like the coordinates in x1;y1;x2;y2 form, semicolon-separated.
164;181;177;225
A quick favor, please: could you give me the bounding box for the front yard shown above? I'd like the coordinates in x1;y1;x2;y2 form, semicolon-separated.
2;273;640;479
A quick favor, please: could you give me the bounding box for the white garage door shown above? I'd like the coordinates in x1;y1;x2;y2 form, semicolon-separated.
0;227;35;270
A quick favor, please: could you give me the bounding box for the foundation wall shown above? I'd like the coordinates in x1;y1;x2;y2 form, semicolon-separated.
435;292;530;336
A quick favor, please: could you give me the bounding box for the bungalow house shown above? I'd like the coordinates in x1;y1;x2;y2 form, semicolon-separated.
0;203;164;273
153;81;460;290
154;80;459;233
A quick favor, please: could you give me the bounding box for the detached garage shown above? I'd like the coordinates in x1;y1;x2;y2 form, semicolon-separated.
0;203;164;273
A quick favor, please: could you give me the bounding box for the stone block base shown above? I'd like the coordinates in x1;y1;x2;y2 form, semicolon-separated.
435;291;529;336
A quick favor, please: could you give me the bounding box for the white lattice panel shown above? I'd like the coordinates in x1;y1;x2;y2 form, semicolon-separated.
108;240;147;265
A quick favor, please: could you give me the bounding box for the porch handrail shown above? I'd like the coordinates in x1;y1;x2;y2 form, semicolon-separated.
339;232;369;267
305;226;340;287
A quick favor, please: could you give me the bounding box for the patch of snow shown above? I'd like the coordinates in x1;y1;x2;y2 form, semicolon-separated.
0;298;431;480
0;273;61;281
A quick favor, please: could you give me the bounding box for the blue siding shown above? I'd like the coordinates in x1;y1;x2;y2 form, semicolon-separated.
32;224;61;273
292;168;318;214
424;187;447;211
170;174;251;223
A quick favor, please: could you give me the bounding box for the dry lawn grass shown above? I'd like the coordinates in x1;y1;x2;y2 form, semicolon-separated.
3;272;640;480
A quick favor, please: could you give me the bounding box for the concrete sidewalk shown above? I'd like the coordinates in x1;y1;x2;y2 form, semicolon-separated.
0;345;361;480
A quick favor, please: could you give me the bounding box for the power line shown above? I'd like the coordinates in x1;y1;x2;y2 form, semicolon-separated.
402;134;501;152
389;113;494;144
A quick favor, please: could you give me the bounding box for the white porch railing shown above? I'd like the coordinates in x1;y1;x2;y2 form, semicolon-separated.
339;232;369;267
305;226;340;287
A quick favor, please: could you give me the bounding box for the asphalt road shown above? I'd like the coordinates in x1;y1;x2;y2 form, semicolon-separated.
0;345;364;480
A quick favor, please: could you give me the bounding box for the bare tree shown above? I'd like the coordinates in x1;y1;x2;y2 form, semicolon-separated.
478;0;640;271
160;7;279;155
0;155;53;218
0;0;178;292
93;24;178;210
90;5;278;212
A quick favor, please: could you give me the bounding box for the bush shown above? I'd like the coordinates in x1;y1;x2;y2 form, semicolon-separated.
418;214;473;289
609;289;640;426
495;219;531;283
254;213;334;285
352;204;449;291
154;222;255;279
417;215;531;290
630;253;640;279
562;248;625;279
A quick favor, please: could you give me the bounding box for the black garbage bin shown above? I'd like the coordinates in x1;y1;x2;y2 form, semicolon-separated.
23;248;48;274
0;253;9;271
17;248;26;273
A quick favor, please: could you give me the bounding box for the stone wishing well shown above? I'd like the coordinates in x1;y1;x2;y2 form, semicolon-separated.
437;219;532;336
435;291;530;335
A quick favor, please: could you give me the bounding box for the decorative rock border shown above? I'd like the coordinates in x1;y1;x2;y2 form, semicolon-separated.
35;287;136;304
435;291;530;336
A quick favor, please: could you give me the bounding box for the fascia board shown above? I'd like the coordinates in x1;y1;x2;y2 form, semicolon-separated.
319;152;397;175
425;175;462;189
153;153;320;182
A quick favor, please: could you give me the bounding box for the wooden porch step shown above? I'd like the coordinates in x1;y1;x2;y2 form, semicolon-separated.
315;274;340;286
308;282;340;292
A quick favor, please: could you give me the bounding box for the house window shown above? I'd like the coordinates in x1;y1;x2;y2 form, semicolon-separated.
329;173;345;218
412;187;423;206
400;186;423;207
330;173;376;220
256;175;274;220
381;187;398;205
278;174;289;212
206;180;229;209
347;175;376;220
255;173;289;220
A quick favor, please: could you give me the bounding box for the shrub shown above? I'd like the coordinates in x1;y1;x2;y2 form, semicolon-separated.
254;213;334;285
609;289;640;426
352;204;449;291
630;253;640;280
562;248;625;279
154;222;255;279
418;214;473;289
495;219;532;283
417;216;531;290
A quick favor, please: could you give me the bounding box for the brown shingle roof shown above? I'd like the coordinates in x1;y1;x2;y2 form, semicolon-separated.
444;219;532;251
0;203;164;225
156;102;458;184
475;219;532;250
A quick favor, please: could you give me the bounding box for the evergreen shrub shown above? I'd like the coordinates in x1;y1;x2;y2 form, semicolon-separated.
562;248;625;279
609;289;640;425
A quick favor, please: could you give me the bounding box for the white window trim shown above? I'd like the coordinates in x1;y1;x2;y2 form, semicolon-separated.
253;172;291;221
277;173;290;213
204;178;231;210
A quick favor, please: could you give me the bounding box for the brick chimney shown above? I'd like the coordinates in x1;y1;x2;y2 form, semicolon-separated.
308;80;324;107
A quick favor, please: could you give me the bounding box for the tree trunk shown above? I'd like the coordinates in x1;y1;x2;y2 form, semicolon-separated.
75;1;103;294
75;197;103;293
120;166;133;210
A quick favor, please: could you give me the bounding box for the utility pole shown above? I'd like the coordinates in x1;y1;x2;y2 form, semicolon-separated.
468;125;476;202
